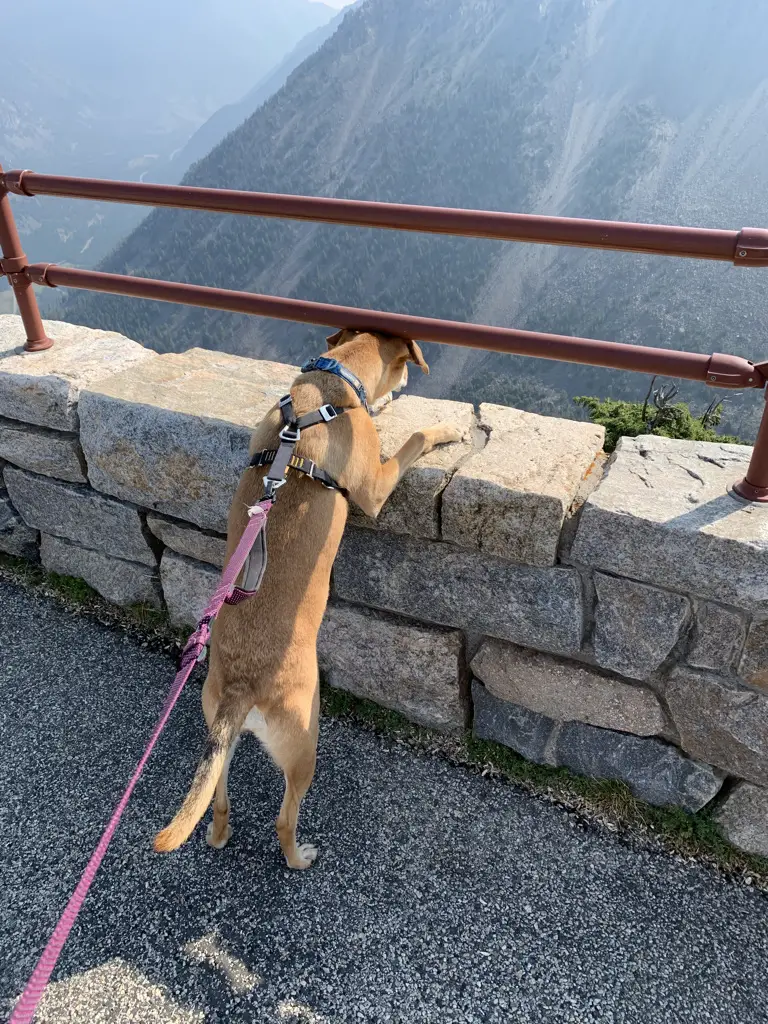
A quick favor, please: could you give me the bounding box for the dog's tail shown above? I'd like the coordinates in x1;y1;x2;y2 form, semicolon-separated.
154;696;247;853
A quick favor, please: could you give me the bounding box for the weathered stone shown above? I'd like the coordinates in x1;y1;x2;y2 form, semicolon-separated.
160;551;220;627
666;666;768;786
79;347;298;532
0;314;154;430
472;681;556;764
688;602;746;674
334;527;583;656
4;466;155;565
471;639;666;736
715;782;768;857
147;515;227;568
443;405;604;566
738;620;768;692
557;452;610;562
0;416;87;483
348;395;474;540
40;534;162;608
318;603;465;732
0;486;38;559
593;573;690;680
571;434;768;612
555;722;722;812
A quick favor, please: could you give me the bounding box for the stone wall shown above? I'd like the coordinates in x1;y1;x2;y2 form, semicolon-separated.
2;315;767;857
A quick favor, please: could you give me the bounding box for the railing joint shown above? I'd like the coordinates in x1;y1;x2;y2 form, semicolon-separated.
734;228;768;267
704;353;765;390
23;263;57;287
0;255;27;275
1;170;33;197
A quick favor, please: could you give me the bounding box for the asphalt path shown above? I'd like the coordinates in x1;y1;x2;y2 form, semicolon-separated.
1;580;767;1023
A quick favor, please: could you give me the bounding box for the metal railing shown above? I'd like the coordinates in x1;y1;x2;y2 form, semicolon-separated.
2;164;768;501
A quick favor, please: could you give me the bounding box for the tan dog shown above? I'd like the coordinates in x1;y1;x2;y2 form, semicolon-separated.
154;330;461;868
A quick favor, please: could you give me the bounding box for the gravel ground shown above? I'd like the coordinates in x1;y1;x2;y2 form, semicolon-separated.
1;579;767;1024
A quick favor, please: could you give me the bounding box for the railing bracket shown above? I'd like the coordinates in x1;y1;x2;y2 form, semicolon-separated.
0;254;27;275
734;228;768;266
0;169;33;197
23;264;57;287
704;353;764;389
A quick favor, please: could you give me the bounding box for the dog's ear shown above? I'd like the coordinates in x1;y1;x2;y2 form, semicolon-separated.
326;329;356;349
406;339;429;375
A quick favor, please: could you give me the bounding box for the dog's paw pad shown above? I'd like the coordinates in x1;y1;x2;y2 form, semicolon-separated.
206;821;233;850
288;843;318;869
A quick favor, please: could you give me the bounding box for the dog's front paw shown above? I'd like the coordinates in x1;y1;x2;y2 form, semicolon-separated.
371;392;394;415
287;842;318;870
429;422;464;446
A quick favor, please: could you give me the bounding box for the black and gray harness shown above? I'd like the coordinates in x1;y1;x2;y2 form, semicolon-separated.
255;355;370;500
225;356;369;604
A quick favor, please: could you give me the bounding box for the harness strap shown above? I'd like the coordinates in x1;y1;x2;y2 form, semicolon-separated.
293;405;343;429
251;448;347;494
262;399;346;500
278;395;343;431
301;356;370;413
262;348;370;500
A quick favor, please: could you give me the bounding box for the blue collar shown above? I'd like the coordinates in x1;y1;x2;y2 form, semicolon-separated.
300;356;370;414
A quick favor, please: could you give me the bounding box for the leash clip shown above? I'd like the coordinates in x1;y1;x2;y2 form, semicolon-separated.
262;476;287;500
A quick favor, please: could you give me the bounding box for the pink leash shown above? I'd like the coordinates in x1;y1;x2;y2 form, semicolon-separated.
10;500;273;1024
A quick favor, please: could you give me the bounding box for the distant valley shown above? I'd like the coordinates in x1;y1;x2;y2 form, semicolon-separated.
1;0;339;270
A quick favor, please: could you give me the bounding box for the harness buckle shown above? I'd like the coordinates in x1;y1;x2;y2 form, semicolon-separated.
279;424;300;443
319;405;338;423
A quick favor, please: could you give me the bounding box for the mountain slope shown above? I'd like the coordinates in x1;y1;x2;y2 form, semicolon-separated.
153;5;358;186
66;0;768;437
2;0;336;268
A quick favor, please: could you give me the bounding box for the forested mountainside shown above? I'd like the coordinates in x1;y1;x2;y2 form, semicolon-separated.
65;0;768;437
2;0;335;268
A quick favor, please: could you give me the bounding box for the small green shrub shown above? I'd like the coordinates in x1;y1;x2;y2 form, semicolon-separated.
575;378;746;452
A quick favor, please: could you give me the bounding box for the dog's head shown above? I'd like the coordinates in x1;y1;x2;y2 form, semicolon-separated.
325;328;429;403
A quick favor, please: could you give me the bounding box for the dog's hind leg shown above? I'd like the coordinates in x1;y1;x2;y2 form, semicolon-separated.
206;738;238;850
200;670;238;851
154;672;247;854
275;736;318;870
265;682;320;870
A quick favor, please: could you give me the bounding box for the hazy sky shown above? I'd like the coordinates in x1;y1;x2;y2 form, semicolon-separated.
310;0;355;6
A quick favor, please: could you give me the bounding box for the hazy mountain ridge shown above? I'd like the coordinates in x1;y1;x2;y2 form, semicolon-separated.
2;0;336;269
65;0;768;437
154;7;357;186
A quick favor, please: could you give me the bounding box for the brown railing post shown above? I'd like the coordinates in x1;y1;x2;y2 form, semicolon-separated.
0;165;53;351
734;395;768;502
